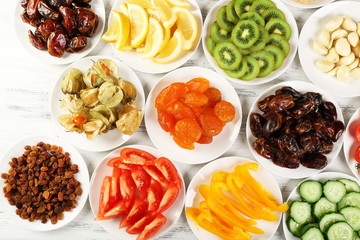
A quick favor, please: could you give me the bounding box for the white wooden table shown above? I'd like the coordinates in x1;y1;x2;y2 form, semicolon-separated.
1;0;360;239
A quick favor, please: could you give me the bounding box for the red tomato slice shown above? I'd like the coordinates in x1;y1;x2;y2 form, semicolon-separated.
355;124;360;143
112;167;122;178
110;176;121;204
143;165;170;188
120;170;137;209
147;179;164;212
108;157;148;168
126;212;157;235
156;183;179;214
96;176;112;220
154;157;182;189
355;146;360;163
119;199;148;229
102;200;127;219
131;168;151;200
137;214;167;240
121;148;156;164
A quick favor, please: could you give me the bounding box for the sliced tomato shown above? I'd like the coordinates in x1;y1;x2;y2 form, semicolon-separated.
103;200;127;219
121;148;156;165
120;170;137;209
355;124;360;143
107;157;140;169
156;183;179;214
137;214;167;240
356;146;360;163
143;165;170;188
126;212;157;235
119;199;148;229
131;168;151;200
110;176;121;204
154;157;182;189
147;179;164;212
96;176;112;220
112;167;122;178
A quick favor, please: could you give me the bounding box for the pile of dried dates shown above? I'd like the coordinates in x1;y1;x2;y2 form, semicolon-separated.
21;0;99;58
249;86;345;169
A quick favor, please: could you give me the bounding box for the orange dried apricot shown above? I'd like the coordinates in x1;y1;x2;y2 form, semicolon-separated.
199;108;224;137
214;101;235;123
174;118;202;143
157;110;176;132
204;87;221;107
155;83;188;111
186;77;210;93
185;91;208;106
173;135;195;150
167;100;196;121
196;135;213;144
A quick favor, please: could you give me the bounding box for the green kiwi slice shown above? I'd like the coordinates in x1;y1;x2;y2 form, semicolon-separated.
210;22;231;42
264;44;285;70
267;33;290;56
226;1;240;23
262;8;286;23
251;0;276;15
239;48;252;55
240;11;265;26
234;0;255;17
213;42;242;70
248;25;269;52
231;20;259;49
265;18;291;40
251;50;275;77
207;36;217;56
225;59;248;78
241;56;260;80
217;6;235;32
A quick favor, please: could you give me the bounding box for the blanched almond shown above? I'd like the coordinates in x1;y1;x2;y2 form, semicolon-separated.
342;16;357;32
350;67;360;80
348;32;359;47
331;29;348;41
337;65;350;82
348;58;359;70
327;47;340;63
352;43;360;57
338;52;355;65
313;40;328;55
328;66;340;76
316;60;335;72
325;16;344;32
319;30;331;48
357;22;360;37
335;38;351;56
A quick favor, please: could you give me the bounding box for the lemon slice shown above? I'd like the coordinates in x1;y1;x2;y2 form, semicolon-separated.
128;4;149;48
101;10;121;42
136;43;145;53
146;8;162;22
118;3;133;51
127;0;153;9
112;11;130;51
159;27;171;52
152;0;177;29
172;7;197;50
142;17;164;59
154;29;183;63
165;0;190;8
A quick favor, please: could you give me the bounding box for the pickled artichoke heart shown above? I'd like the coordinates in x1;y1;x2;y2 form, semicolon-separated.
91;59;119;83
57;111;88;133
83;119;106;140
116;102;143;135
60;94;84;114
80;88;99;108
98;82;123;107
61;68;85;94
83;68;104;88
119;80;137;104
89;104;117;128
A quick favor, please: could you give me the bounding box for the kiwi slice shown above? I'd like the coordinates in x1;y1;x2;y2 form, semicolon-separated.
264;44;285;70
251;0;276;15
231;20;259;49
214;42;242;70
241;56;260;80
267;33;290;56
225;58;249;78
234;0;255;17
248;25;269;52
262;8;286;23
251;50;275;77
265;18;291;40
210;22;231;42
217;6;235;32
226;1;240;23
239;11;265;26
207;36;217;56
239;48;252;55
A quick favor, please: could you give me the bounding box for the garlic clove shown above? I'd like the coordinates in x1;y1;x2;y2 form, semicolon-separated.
325;16;344;32
313;40;329;55
331;29;348;41
337;65;350;82
335;38;351;56
319;30;331;49
328;66;340;76
327;47;340;63
338;52;355;65
348;32;359;47
316;60;335;72
350;67;360;80
342;16;357;32
348;58;359;70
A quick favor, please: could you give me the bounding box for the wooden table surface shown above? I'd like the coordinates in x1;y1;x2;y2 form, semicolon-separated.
1;0;360;239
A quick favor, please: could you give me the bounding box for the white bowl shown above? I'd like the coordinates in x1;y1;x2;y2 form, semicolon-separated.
246;80;345;179
89;144;185;240
144;66;242;164
14;0;105;65
185;156;284;240
280;0;334;9
108;0;203;73
202;0;298;86
298;1;360;97
282;171;360;240
0;135;89;231
50;56;145;152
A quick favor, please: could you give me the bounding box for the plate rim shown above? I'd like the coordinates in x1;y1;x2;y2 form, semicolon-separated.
280;0;335;9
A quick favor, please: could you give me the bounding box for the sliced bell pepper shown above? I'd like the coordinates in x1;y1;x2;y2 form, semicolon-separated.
185;208;201;230
96;176;112;220
156;182;179;214
210;170;228;185
137;214;167;240
120;170;137;209
131;168;151;200
119;198;148;229
147;179;164;212
154;157;182;189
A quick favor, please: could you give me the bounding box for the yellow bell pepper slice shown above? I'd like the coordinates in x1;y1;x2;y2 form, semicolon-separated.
185;208;201;230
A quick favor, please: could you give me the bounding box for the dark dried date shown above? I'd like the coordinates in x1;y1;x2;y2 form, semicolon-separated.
303;92;322;112
253;138;273;159
59;6;77;36
249;113;264;138
21;0;29;8
66;36;87;52
38;0;60;20
320;102;337;122
38;20;63;37
275;86;302;101
28;30;45;50
300;152;327;169
316;139;334;154
291;99;315;119
269;94;295;112
27;0;41;19
273;151;300;169
47;30;67;57
263;112;282;137
300;132;320;152
295;119;312;135
278;133;300;157
257;95;275;112
76;7;98;37
21;11;41;26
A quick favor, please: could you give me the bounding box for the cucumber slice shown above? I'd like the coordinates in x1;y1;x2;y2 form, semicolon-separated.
337;179;360;193
338;192;360;210
354;231;360;240
287;217;302;237
299;180;323;203
319;213;345;233
327;222;354;240
323;180;347;203
301;227;324;240
290;201;312;224
340;207;360;231
300;223;319;236
313;197;337;219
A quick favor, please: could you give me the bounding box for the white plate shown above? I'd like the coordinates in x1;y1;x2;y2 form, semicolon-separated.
108;0;203;74
50;56;145;152
298;1;360;97
280;0;334;9
202;0;298;86
14;0;105;65
0;135;89;231
246;80;345;179
343;107;360;179
185;156;284;240
282;171;360;240
89;144;185;240
144;66;242;164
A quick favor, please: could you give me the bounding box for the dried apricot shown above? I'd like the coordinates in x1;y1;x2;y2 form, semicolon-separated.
155;83;188;111
174;118;202;143
184;91;208;106
196;135;213;144
173;135;195;150
167;100;196;121
204;87;221;107
157;110;176;132
186;77;210;93
214;101;235;123
199;108;224;137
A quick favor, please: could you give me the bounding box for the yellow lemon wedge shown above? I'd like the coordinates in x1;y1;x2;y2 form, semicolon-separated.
112;11;130;51
159;27;171;52
142;17;164;59
172;7;197;50
127;0;153;9
101;10;121;42
154;29;183;63
136;43;146;53
146;8;162;22
128;4;149;48
165;0;190;8
152;0;177;29
118;3;133;51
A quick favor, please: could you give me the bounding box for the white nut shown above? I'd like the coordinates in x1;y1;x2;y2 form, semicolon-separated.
348;32;359;47
331;29;348;41
328;66;340;76
357;22;360;37
337;65;350;82
338;52;355;65
335;38;351;56
319;30;331;48
316;60;335;72
325;16;344;32
348;58;359;70
313;40;329;55
327;47;340;63
342;16;357;32
352;43;360;58
350;67;360;80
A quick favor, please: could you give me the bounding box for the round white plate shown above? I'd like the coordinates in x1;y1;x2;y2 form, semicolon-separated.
202;0;298;86
0;135;89;231
185;156;284;240
343;107;360;179
280;0;334;9
144;66;242;164
298;1;360;97
50;56;145;152
89;144;185;240
14;0;105;65
246;80;345;179
283;171;360;240
108;0;203;74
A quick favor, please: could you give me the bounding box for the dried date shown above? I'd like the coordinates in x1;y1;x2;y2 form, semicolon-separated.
253;138;273;159
263;112;282;137
275;86;302;101
28;30;45;50
38;0;60;20
38;20;63;37
76;7;98;37
249;113;264;138
47;30;67;57
300;152;327;169
66;35;87;52
268;94;295;112
291;99;315;119
59;6;77;36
